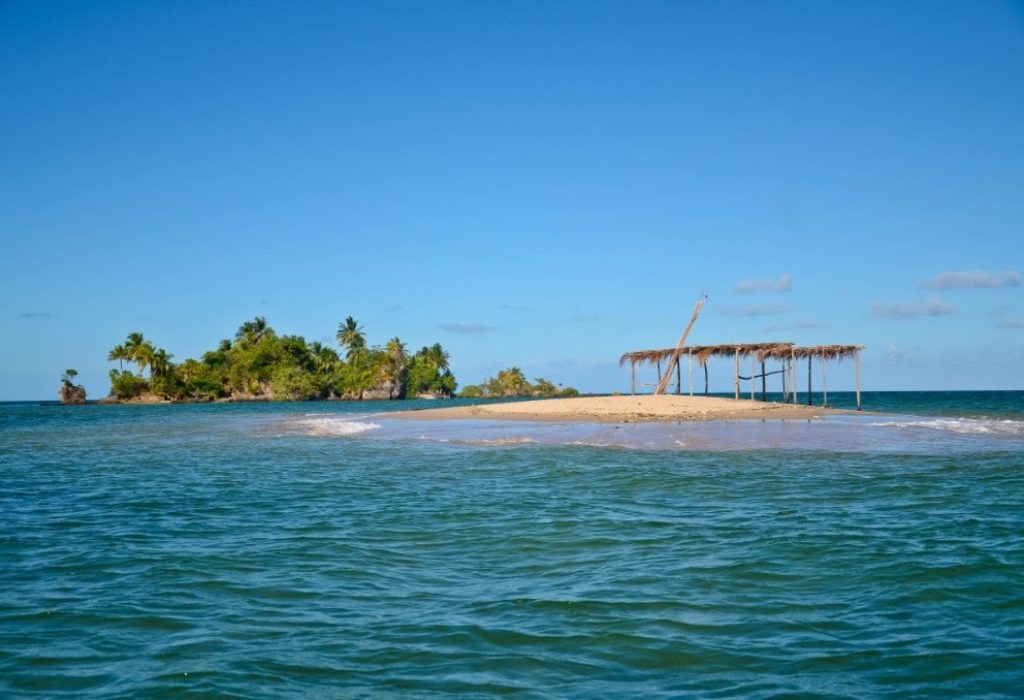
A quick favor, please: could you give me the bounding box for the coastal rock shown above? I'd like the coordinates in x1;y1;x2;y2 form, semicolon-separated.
59;383;87;405
362;380;403;401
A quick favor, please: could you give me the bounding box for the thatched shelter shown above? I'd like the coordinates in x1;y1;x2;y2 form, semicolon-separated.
620;343;864;410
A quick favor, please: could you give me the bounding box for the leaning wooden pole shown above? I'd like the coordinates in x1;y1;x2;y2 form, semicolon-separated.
855;349;862;411
654;293;707;395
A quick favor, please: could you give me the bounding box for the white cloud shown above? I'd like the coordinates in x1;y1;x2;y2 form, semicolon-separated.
735;275;793;293
920;270;1020;290
997;319;1024;329
871;297;954;319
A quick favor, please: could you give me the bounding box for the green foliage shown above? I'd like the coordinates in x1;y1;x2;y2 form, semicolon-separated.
474;368;578;398
459;384;484;398
104;316;464;402
108;369;150;399
61;368;78;386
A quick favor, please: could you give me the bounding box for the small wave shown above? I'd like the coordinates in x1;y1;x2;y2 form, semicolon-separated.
869;418;1024;436
456;437;539;446
290;418;381;437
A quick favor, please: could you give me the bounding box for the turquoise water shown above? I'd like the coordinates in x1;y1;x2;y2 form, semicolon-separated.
2;392;1022;697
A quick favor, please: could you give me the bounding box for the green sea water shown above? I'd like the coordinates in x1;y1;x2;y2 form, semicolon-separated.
1;392;1022;697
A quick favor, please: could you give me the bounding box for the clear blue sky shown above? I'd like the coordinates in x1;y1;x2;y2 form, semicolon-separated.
2;0;1022;399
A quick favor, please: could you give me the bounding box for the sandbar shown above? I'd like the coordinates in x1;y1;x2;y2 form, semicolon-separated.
392;395;855;423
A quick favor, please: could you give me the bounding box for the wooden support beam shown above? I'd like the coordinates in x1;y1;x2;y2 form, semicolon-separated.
750;357;755;400
822;358;828;407
855;350;862;411
807;357;812;406
631;359;636;396
655;293;706;395
791;350;798;404
761;360;767;401
688;353;694;396
703;361;709;396
734;349;740;400
676;360;682;395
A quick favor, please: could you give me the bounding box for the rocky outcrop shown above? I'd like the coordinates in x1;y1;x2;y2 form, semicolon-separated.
59;383;87;405
361;379;403;401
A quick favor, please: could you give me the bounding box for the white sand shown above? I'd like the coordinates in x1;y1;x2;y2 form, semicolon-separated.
393;394;851;423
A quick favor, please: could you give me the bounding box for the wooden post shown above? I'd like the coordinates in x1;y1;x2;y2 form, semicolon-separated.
781;361;787;403
750;356;755;400
655;293;706;395
855;349;862;411
792;350;798;405
807;357;812;406
631;359;636;396
688;353;694;396
676;360;682;395
822;358;828;407
761;360;767;401
734;349;740;400
656;358;662;386
703;361;709;396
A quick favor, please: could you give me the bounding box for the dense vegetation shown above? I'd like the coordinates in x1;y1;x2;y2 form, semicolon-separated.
106;317;457;402
459;367;578;399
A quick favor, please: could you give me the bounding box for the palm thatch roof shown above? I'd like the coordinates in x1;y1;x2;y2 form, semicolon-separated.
620;343;863;366
619;343;795;367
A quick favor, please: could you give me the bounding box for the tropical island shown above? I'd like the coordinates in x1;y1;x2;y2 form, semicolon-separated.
102;316;577;403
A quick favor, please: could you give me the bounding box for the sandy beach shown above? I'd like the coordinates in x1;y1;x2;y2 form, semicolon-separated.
392;395;854;423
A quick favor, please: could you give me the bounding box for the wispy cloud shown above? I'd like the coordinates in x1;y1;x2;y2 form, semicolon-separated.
735;275;792;293
382;304;403;313
761;320;828;333
499;303;531;313
871;297;954;319
997;319;1024;329
569;312;601;323
436;322;495;334
920;269;1020;290
717;304;791;317
18;311;54;320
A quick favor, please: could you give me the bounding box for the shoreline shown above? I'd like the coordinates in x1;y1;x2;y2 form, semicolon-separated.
389;395;860;423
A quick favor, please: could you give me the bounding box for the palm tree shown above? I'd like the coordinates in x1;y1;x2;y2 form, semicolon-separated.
108;343;128;369
426;343;450;373
336;316;366;360
133;341;156;378
150;348;174;379
61;368;78;386
121;332;153;376
384;337;407;383
235;317;270;346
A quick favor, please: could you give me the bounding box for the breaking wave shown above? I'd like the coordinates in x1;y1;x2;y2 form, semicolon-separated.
289;417;381;437
869;417;1024;436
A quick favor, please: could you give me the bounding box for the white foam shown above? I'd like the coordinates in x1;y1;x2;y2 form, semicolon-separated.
291;417;381;437
869;418;1024;436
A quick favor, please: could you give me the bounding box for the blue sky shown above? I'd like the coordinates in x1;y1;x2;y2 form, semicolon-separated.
2;0;1023;399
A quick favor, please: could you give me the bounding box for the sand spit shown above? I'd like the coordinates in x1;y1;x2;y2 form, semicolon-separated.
392;395;855;423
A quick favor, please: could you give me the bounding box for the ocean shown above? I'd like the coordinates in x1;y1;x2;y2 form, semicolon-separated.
2;392;1022;697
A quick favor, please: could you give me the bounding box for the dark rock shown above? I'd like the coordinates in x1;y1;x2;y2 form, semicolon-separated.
59;383;87;405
